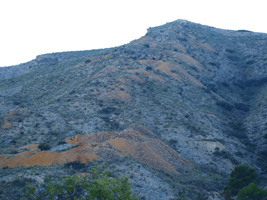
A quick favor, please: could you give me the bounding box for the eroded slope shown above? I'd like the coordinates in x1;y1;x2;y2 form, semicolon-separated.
0;20;266;199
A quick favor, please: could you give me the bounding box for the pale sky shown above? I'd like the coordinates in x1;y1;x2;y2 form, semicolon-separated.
0;0;266;67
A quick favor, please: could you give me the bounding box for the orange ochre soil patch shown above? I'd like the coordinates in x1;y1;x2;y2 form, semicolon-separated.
0;146;99;168
0;125;191;173
1;120;12;129
1;110;26;129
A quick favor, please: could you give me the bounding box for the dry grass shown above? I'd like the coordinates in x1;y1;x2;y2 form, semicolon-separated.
156;61;204;87
125;67;165;83
194;42;216;52
174;53;203;71
98;88;131;102
127;75;144;84
19;144;39;152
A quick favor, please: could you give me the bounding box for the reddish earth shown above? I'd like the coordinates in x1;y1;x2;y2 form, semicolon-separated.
0;125;190;173
1;110;26;129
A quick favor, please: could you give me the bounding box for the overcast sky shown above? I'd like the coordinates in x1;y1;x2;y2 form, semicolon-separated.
0;0;266;67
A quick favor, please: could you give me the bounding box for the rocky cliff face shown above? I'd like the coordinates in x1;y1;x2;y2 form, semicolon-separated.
0;20;266;199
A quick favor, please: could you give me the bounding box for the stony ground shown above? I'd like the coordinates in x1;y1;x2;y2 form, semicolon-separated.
0;20;266;199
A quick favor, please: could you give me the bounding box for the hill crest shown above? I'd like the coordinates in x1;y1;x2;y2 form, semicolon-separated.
0;20;266;200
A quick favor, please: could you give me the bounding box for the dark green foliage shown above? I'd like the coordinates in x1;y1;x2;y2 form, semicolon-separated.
243;77;267;87
237;30;252;33
177;37;188;42
64;161;86;170
227;165;257;195
57;140;66;145
235;151;244;158
206;83;218;93
213;149;239;164
216;101;234;111
10;139;17;144
84;59;91;64
143;43;150;48
0;175;33;200
234;103;250;112
208;62;220;67
258;150;267;160
168;139;178;145
245;60;255;65
23;166;137;200
99;107;117;114
226;55;240;62
38;143;51;151
213;149;227;157
225;49;236;53
229;122;247;140
168;139;178;150
237;183;267;200
145;66;153;71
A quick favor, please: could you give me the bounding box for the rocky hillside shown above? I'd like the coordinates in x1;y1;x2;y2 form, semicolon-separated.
0;20;266;200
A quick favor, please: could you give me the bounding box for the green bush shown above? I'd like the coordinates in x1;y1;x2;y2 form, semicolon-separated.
145;66;153;71
229;165;257;194
234;103;250;112
224;165;257;196
237;30;252;33
213;149;239;164
38;143;51;151
237;183;267;200
143;43;150;48
64;161;86;170
84;59;91;64
57;140;66;145
168;139;178;145
216;101;234;111
225;49;235;53
226;55;240;62
24;166;137;200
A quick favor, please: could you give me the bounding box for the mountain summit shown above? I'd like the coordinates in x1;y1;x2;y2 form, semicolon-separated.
0;20;266;199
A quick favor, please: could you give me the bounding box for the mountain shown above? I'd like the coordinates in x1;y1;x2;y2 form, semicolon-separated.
0;20;266;200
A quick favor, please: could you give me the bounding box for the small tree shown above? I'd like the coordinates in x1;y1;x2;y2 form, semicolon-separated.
224;165;258;199
24;166;137;200
228;164;257;195
237;183;267;200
